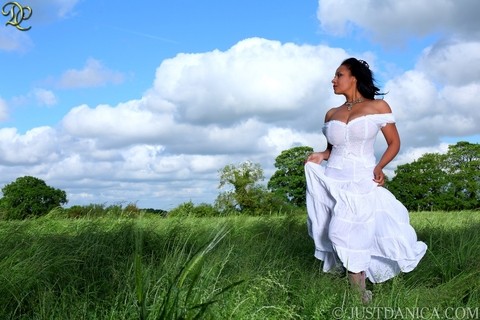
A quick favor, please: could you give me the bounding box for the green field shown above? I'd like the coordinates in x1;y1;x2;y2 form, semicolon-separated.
1;211;479;319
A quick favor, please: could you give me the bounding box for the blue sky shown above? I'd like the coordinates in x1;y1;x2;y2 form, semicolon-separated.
1;0;479;210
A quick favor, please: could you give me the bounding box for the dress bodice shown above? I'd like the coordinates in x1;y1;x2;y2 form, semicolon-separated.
322;113;395;170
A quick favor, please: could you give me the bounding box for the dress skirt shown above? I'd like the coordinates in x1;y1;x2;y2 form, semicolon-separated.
305;161;427;283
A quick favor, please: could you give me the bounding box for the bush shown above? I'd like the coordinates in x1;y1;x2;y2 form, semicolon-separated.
59;203;148;219
168;201;220;217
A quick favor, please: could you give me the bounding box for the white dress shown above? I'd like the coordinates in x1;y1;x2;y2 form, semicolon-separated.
305;113;427;283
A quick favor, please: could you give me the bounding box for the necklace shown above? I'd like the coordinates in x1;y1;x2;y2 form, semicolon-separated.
344;98;364;111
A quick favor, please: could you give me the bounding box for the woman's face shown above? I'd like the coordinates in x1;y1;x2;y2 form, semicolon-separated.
331;64;356;95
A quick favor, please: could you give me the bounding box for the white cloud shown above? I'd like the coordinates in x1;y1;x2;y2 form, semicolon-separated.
389;143;450;169
1;32;479;209
4;89;57;110
61;102;170;142
416;40;480;86
33;88;57;106
384;67;479;147
61;38;350;154
384;70;440;121
40;38;350;207
153;38;346;126
0;127;60;165
260;127;326;157
58;58;125;88
317;0;480;43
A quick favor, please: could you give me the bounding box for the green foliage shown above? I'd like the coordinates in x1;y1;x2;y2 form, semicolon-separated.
219;185;299;216
268;146;314;207
442;141;480;210
0;176;67;219
216;161;266;213
168;201;220;217
143;207;168;216
49;202;147;219
213;191;238;215
387;153;448;211
215;160;296;215
64;204;111;218
387;142;480;211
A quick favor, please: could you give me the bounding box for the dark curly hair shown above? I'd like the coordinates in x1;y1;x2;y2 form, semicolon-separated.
341;58;384;99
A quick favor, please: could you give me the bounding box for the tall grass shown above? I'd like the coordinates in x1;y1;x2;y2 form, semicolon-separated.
0;211;479;319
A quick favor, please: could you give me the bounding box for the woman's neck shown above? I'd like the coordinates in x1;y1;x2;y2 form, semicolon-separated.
344;92;363;102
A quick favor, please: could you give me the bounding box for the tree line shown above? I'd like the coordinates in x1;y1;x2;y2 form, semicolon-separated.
386;141;479;211
0;141;478;219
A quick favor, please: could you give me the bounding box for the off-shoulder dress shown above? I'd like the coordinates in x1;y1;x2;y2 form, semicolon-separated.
305;113;427;283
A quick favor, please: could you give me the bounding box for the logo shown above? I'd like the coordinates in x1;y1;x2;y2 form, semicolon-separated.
2;1;32;31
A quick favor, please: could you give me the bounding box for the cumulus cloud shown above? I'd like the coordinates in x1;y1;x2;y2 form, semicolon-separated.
379;37;480;150
384;70;479;148
317;0;480;43
2;2;480;209
21;38;347;207
61;101;173;147
61;38;350;154
152;38;344;126
0;127;60;165
57;58;125;89
416;40;480;86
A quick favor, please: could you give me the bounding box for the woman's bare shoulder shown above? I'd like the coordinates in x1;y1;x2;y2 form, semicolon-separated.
371;99;392;114
325;106;341;122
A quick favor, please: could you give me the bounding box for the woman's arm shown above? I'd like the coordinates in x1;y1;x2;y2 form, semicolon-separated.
374;123;400;185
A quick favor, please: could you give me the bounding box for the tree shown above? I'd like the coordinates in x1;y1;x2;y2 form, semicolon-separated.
387;141;480;211
216;161;265;214
442;141;480;210
387;153;448;211
268;146;313;207
0;176;68;219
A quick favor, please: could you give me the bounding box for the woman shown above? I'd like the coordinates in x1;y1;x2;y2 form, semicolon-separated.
305;58;427;303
